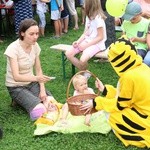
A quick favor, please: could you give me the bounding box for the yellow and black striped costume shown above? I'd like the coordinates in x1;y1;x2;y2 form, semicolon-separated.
94;38;150;148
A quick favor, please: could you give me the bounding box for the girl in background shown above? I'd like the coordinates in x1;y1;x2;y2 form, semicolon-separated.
36;0;48;36
65;0;107;71
61;0;69;34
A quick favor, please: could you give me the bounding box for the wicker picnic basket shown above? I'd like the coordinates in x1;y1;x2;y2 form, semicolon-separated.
66;70;100;116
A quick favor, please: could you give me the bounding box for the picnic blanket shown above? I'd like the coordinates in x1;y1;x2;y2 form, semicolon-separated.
34;110;111;136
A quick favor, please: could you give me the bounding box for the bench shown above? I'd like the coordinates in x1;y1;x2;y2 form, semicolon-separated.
50;44;108;79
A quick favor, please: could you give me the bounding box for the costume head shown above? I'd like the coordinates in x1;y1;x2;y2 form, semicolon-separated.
122;1;142;21
108;36;142;76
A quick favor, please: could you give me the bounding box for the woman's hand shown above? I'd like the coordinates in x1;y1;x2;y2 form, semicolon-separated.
36;75;51;83
39;91;47;102
95;78;104;92
80;99;93;114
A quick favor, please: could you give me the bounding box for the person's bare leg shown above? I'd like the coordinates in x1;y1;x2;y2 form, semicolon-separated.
73;14;79;29
81;7;85;25
60;103;69;120
58;19;62;36
66;54;87;70
80;60;88;70
65;47;89;70
39;27;45;36
61;19;64;32
79;53;90;70
65;49;82;69
63;17;69;33
85;114;91;126
54;20;60;37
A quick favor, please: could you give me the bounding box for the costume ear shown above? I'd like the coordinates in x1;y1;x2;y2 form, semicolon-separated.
118;35;137;53
108;34;142;76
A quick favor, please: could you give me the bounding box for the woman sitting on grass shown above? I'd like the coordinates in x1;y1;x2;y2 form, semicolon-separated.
4;18;55;121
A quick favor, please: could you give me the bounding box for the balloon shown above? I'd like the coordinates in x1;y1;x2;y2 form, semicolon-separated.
106;0;128;17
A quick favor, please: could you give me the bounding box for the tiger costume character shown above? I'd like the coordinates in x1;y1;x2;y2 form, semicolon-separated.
94;37;150;148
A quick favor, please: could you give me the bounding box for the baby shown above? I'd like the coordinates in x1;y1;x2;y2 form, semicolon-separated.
35;96;62;125
61;74;95;126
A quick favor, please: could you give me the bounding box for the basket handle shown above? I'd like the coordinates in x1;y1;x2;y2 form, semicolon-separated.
66;70;100;99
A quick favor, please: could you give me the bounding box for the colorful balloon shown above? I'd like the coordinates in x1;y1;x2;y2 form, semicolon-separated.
106;0;128;17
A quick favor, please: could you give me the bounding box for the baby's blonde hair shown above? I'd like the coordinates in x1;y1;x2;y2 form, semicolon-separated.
72;74;87;89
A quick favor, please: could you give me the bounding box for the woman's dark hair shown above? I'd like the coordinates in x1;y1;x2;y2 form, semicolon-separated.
19;19;38;40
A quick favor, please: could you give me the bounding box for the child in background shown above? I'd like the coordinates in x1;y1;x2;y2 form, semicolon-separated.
60;74;95;126
121;1;150;65
61;0;69;34
65;0;107;71
50;0;63;38
65;0;79;30
36;0;49;36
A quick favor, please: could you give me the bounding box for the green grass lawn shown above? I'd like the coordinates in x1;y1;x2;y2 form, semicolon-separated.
0;18;147;150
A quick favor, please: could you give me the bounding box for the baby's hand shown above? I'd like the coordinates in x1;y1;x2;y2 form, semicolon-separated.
95;78;104;92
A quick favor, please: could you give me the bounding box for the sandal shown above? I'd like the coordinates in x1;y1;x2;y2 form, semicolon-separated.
73;27;79;30
81;22;84;25
50;36;60;39
63;30;68;34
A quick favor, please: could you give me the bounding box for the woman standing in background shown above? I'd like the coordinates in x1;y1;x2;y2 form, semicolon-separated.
13;0;33;35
